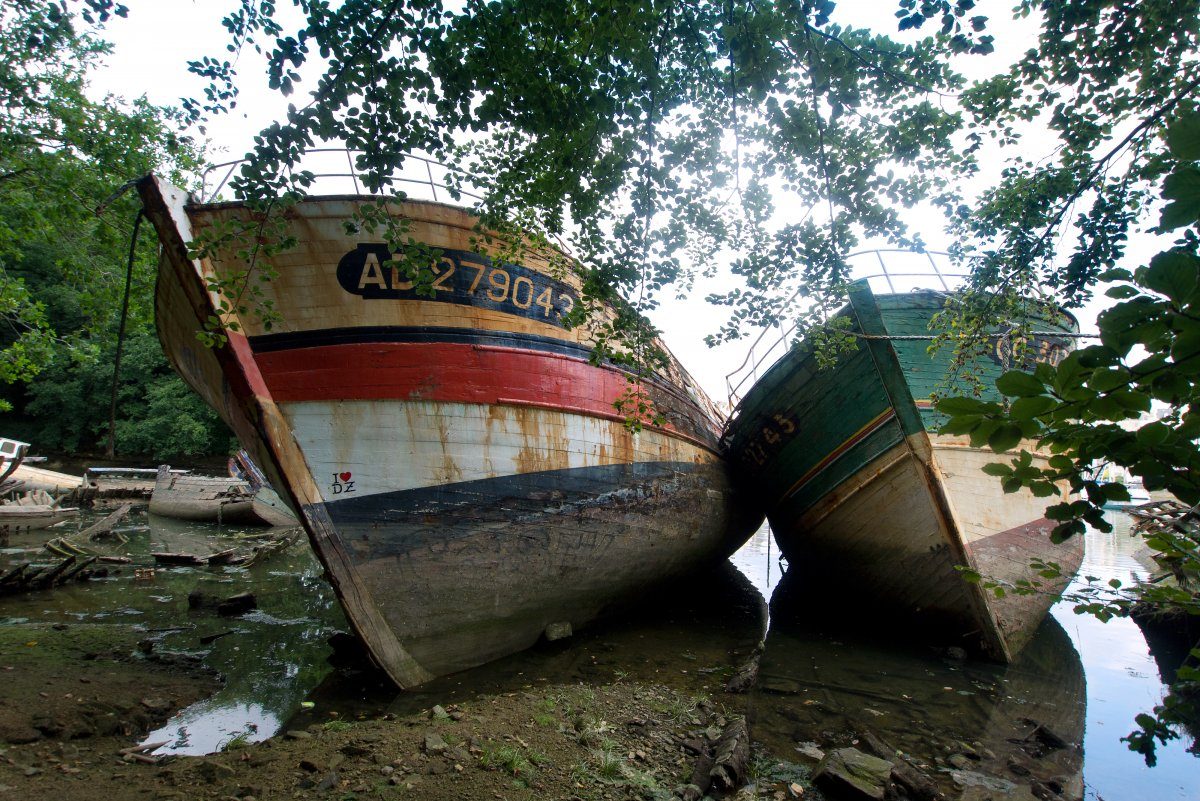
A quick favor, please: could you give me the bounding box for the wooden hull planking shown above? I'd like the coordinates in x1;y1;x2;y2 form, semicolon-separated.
0;506;79;531
138;176;757;686
149;468;298;527
726;281;1082;661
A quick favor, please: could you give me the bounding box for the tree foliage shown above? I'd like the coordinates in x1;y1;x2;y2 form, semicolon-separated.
12;330;236;459
939;107;1200;763
0;1;230;454
185;0;976;355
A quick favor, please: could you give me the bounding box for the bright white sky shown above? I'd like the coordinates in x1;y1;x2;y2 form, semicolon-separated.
87;1;1157;403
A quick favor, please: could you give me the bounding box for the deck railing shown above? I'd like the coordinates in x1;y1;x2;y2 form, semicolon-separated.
723;249;970;405
198;149;487;205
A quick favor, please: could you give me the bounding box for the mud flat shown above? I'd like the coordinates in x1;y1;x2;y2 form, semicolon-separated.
2;678;770;801
0;622;219;793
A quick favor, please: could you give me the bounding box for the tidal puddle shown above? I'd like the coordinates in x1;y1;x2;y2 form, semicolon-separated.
1;505;1196;799
0;510;345;753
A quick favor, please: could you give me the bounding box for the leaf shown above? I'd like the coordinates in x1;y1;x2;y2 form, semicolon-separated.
969;419;1000;448
981;462;1011;477
1171;328;1200;374
1159;166;1200;230
989;423;1023;452
1029;481;1057;497
1089;367;1130;392
1103;482;1131;502
995;370;1045;397
1143;251;1199;305
1166;112;1200;160
1136;421;1172;446
937;396;995;416
940;414;981;435
1009;395;1056;419
1098;298;1160;355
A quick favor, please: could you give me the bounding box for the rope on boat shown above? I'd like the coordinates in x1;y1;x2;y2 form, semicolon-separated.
106;209;144;458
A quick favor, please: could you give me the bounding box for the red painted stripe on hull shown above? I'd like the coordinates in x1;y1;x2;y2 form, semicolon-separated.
254;341;717;449
226;330;272;400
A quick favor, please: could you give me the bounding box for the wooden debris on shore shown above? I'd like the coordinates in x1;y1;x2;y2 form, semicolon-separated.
238;529;300;567
118;740;169;765
0;554;104;596
708;717;750;793
724;643;763;694
1129;499;1200;538
12;489;57;506
61;467;185;509
151;530;299;568
151;552;208;566
45;536;91;558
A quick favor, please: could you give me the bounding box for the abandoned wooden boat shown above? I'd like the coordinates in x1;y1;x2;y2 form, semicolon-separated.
149;464;298;526
0;490;79;531
724;279;1082;661
136;174;758;686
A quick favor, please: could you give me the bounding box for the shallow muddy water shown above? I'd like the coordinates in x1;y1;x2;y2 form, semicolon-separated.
1;505;1195;799
0;512;346;753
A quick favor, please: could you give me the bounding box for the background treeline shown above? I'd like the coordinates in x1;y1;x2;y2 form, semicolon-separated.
0;3;233;460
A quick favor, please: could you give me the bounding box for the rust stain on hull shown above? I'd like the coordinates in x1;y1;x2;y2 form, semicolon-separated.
138;175;761;686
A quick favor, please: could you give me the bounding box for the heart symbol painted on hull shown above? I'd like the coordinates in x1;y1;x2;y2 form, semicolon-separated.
339;472;352;482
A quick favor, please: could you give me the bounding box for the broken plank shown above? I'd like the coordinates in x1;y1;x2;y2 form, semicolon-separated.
81;503;133;540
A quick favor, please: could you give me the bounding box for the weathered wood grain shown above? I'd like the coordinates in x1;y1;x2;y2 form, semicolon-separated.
139;177;759;685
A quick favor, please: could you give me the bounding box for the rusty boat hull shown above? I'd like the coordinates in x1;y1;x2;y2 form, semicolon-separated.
138;176;758;686
725;281;1083;661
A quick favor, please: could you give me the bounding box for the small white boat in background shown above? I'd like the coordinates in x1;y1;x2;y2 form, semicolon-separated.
0;438;29;495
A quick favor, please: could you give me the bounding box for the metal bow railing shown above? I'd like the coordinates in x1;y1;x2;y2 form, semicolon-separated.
198;149;486;204
723;249;970;405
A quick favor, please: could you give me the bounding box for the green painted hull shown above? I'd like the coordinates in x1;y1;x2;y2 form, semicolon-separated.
725;281;1081;660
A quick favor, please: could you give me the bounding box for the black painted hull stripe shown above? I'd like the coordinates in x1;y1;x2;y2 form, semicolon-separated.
319;460;703;527
249;325;592;360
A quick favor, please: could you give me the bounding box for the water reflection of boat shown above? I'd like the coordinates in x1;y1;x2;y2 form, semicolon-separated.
758;567;1085;799
724;279;1083;661
137;175;759;688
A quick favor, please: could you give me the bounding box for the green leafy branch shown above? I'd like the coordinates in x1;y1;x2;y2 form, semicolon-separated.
939;108;1200;763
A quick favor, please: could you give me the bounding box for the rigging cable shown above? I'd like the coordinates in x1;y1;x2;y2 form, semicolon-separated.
106;209;144;457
